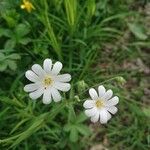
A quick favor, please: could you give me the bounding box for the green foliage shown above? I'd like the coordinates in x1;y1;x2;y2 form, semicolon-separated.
128;23;148;40
1;23;31;49
64;105;90;142
86;0;96;22
0;0;149;149
64;0;77;33
0;52;21;71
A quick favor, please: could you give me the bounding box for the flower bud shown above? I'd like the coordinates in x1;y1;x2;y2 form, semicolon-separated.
74;95;80;102
77;80;88;93
116;76;126;85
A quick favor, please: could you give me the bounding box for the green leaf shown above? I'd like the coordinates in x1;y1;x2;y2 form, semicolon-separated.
0;28;12;37
3;29;13;37
0;52;5;60
76;124;91;136
5;39;16;49
10;113;47;148
128;23;148;40
86;0;96;18
8;53;21;60
7;60;17;71
2;9;19;28
15;24;30;37
63;124;72;132
128;102;145;117
69;127;78;142
0;97;24;108
19;37;31;45
76;113;88;123
68;105;76;123
10;118;30;134
142;107;150;117
0;28;4;37
0;107;10;119
0;62;7;71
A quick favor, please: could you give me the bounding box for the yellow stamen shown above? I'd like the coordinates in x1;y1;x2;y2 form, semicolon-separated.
20;0;35;13
95;100;104;108
43;76;53;88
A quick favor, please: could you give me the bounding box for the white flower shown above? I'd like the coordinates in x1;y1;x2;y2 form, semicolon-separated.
83;85;119;124
24;58;71;104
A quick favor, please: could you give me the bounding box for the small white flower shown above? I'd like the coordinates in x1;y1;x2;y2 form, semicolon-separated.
83;85;119;124
24;58;71;104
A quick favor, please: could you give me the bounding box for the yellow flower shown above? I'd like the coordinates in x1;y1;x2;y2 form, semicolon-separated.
21;0;35;13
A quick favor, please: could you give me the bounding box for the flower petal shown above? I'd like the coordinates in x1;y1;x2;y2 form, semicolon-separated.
89;88;98;100
83;100;95;109
42;88;52;104
105;96;119;106
43;58;52;73
51;61;63;75
53;82;71;92
91;111;100;123
98;85;106;98
55;74;71;82
32;64;45;78
107;106;118;114
99;109;108;124
102;89;113;101
107;111;112;121
24;83;41;92
51;88;61;102
85;107;97;117
25;70;39;82
29;88;44;100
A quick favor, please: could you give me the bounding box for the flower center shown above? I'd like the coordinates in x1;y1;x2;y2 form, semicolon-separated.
43;76;53;88
95;100;104;108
